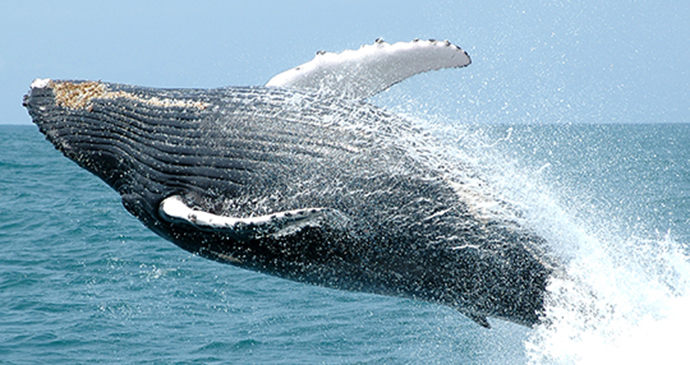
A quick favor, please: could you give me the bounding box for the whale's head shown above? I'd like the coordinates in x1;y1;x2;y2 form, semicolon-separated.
23;79;353;257
24;80;252;243
26;80;155;195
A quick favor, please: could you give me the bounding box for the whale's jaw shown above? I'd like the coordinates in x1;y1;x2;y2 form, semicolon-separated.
25;79;553;328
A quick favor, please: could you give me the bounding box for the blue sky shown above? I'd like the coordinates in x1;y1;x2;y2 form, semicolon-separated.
2;0;689;125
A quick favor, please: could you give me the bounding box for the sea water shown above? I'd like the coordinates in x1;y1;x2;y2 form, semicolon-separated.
2;123;689;364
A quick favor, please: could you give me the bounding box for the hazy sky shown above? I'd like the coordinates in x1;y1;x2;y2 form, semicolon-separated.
2;0;689;125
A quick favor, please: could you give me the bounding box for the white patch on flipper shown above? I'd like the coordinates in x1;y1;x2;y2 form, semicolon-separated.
265;39;471;100
159;195;327;233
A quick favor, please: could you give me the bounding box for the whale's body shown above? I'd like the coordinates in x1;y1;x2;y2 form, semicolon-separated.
24;40;553;328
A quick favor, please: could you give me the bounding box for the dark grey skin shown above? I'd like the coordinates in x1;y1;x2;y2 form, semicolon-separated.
24;81;553;328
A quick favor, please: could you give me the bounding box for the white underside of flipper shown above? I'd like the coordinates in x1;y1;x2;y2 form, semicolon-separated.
159;195;327;236
265;39;471;100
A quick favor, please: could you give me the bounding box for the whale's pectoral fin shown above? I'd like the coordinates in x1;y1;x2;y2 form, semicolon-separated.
265;38;471;100
158;195;343;239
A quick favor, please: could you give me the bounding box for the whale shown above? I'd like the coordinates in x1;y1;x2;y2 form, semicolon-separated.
24;39;554;328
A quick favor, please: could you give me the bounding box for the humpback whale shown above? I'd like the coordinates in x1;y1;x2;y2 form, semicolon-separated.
24;39;553;328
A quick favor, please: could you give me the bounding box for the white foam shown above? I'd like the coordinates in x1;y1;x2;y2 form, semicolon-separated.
395;118;690;364
526;231;690;365
450;126;690;364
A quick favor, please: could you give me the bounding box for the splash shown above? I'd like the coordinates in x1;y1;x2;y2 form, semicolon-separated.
525;229;690;364
398;113;690;364
462;124;690;364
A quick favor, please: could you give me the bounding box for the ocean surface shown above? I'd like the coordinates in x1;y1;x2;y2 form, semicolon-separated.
2;122;690;364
